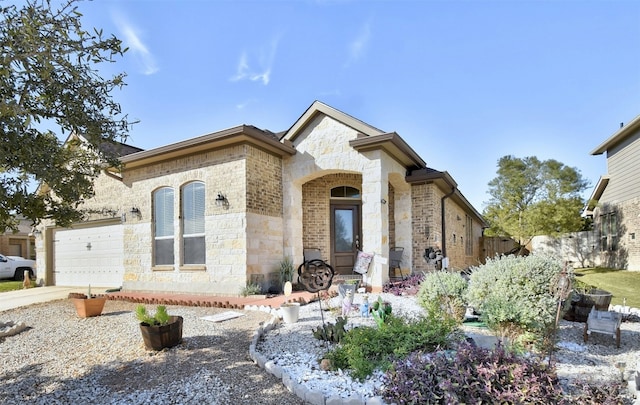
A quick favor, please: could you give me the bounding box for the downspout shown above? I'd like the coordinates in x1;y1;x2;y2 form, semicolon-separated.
440;186;456;262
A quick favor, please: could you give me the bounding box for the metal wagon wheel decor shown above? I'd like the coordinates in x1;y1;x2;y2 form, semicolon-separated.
297;259;335;336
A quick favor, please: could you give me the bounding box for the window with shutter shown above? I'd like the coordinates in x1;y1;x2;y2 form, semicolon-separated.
182;182;205;264
153;187;175;265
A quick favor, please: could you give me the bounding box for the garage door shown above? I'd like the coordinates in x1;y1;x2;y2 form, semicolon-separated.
53;224;125;287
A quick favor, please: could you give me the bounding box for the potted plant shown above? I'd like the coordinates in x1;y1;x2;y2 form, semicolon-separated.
70;285;107;318
136;305;183;350
279;281;300;324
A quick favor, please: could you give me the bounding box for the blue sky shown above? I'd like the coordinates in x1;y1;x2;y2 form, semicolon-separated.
78;0;640;211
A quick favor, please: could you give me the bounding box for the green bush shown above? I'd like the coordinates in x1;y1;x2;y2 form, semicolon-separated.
324;315;456;380
279;256;294;284
417;270;468;322
240;283;262;297
466;254;563;349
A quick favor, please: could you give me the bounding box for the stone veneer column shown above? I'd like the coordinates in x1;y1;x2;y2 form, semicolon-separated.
393;185;413;273
283;172;304;268
361;151;389;291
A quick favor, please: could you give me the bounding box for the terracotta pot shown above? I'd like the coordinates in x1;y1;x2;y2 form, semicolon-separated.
72;297;107;318
139;316;183;351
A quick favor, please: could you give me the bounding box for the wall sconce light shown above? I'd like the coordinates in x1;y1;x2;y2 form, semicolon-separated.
29;227;42;237
86;242;92;251
380;198;387;205
130;207;141;219
456;215;461;221
215;192;229;208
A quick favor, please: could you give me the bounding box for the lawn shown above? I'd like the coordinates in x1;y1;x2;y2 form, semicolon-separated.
0;280;32;293
574;268;640;308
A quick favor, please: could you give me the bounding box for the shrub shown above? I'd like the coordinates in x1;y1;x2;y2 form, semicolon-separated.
240;282;262;297
324;314;456;380
279;256;294;284
380;342;566;404
417;270;468;322
382;273;424;296
466;254;563;349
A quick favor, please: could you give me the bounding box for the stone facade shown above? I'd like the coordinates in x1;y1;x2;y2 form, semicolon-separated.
37;102;487;294
593;197;640;270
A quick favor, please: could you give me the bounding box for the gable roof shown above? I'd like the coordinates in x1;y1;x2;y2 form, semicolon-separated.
591;113;640;155
582;175;610;215
283;100;426;170
98;141;144;157
120;125;296;169
283;101;385;141
406;168;487;226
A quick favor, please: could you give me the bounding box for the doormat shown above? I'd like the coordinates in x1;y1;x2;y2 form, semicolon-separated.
201;311;245;323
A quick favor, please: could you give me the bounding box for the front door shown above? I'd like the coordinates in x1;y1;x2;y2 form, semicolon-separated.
330;204;360;274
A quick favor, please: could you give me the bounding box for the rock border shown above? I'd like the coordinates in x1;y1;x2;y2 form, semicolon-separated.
246;302;640;404
245;304;387;405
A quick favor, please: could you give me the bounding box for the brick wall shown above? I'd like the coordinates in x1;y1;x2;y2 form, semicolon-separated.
302;173;362;262
411;184;485;272
411;183;438;273
593;197;640;270
246;147;283;217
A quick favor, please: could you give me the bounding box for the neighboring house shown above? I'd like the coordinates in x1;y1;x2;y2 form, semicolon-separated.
583;114;640;270
0;217;36;260
35;101;487;294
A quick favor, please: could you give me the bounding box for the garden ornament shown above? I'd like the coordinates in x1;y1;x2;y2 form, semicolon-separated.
342;289;353;317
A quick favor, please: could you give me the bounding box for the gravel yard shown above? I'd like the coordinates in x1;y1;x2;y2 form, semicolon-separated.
2;294;639;404
0;299;303;405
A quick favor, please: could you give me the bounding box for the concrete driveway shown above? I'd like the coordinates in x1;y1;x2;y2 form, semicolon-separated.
0;286;110;312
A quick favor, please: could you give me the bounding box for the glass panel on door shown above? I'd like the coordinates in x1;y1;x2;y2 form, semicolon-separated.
334;209;354;252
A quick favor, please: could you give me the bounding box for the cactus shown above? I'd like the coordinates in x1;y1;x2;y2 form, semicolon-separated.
136;304;171;326
313;317;348;343
372;297;392;328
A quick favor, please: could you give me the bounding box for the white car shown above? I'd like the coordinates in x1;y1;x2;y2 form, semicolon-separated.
0;254;36;281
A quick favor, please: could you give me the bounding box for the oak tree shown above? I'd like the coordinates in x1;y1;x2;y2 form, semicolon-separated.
0;0;131;231
483;155;589;252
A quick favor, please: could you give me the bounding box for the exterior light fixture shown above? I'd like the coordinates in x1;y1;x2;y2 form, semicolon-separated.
130;207;141;218
215;192;229;208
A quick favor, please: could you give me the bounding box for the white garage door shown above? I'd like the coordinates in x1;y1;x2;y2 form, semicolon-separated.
53;224;125;287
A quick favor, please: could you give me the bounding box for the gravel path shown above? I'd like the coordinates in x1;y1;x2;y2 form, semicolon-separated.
0;299;304;405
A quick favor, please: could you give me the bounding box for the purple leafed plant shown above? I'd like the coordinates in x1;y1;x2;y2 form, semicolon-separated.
379;342;567;404
382;273;425;296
